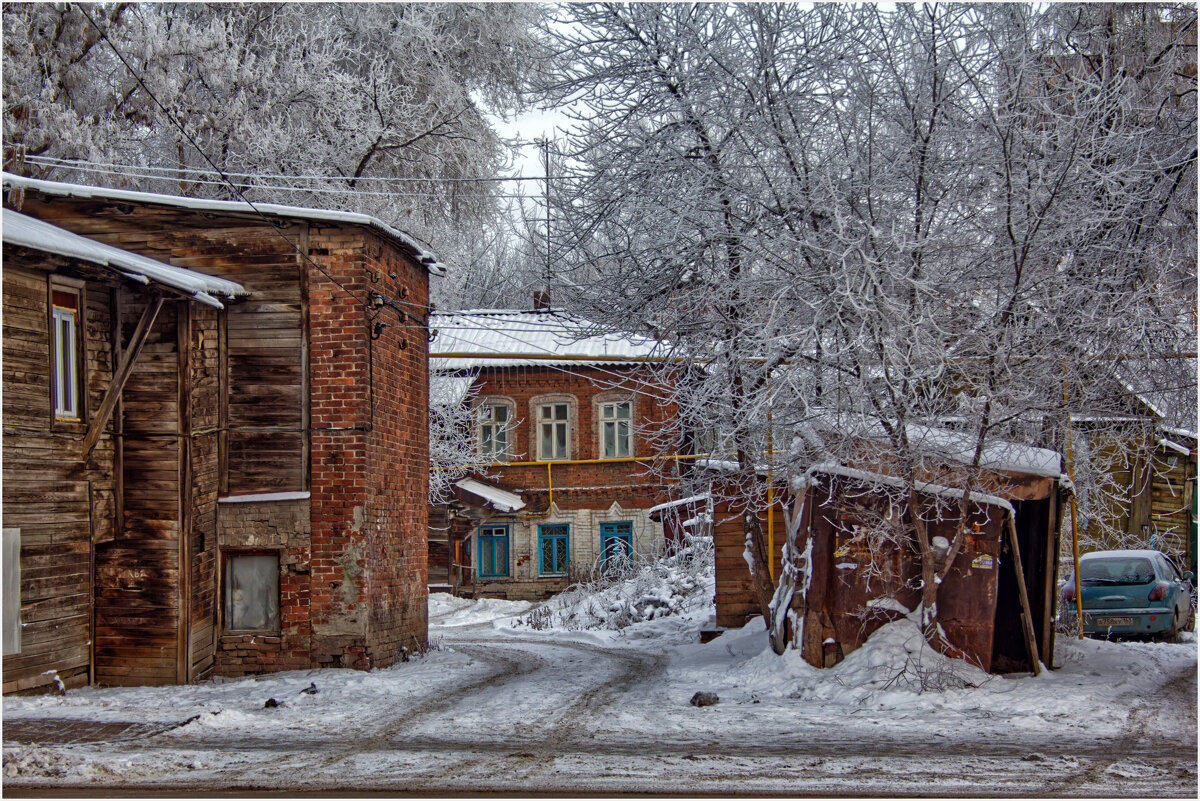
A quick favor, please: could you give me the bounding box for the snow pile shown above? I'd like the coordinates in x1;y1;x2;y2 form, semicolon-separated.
508;538;714;634
674;613;989;711
429;593;533;627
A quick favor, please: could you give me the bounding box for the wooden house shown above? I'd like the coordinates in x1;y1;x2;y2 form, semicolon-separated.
709;428;1066;674
428;309;680;600
3;173;435;691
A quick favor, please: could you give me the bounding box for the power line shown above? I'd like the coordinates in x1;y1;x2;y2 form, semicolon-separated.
21;154;552;183
17;160;540;199
74;4;397;315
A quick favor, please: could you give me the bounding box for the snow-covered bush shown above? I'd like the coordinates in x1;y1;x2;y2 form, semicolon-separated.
513;534;714;632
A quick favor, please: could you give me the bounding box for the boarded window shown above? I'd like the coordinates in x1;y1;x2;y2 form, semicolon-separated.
224;553;280;632
3;528;20;655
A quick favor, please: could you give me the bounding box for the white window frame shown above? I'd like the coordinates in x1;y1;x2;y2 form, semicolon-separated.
50;283;82;421
532;396;575;461
600;400;633;458
478;399;515;461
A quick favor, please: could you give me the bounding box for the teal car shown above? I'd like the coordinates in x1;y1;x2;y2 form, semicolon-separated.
1061;550;1195;641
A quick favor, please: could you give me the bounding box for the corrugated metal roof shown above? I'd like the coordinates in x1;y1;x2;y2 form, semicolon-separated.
3;172;443;275
3;208;246;308
429;309;664;369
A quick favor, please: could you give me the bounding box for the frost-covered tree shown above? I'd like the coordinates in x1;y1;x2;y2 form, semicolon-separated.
530;2;1196;656
3;2;541;266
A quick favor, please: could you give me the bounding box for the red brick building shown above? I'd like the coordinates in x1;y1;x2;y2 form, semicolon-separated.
429;309;681;599
3;173;433;689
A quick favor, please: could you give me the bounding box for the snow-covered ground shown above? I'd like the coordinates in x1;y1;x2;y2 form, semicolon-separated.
3;567;1196;796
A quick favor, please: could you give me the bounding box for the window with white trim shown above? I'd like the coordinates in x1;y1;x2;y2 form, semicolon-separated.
600;400;632;458
478;401;513;460
50;285;81;420
538;402;571;460
478;524;510;578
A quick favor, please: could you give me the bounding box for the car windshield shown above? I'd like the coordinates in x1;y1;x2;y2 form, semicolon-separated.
1079;557;1155;586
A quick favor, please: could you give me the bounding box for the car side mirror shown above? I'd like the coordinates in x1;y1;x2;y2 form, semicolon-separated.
1183;571;1194;584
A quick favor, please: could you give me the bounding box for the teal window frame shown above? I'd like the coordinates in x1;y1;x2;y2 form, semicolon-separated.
538;524;570;576
478;524;510;578
600;521;634;572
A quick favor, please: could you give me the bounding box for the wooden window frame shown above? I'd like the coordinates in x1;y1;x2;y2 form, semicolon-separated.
598;398;633;459
600;521;634;573
477;397;516;461
478;524;510;578
48;277;85;426
538;523;570;577
531;394;576;462
221;550;281;635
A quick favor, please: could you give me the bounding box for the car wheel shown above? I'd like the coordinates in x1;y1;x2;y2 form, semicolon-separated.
1163;611;1180;643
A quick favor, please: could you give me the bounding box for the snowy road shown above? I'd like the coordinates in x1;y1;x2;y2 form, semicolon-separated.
3;598;1196;796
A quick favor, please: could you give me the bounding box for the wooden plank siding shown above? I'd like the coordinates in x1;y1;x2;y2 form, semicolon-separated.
93;297;182;686
7;188;433;687
15;199;307;497
2;260;113;693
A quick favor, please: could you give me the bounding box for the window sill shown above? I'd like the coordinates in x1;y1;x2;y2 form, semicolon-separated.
218;491;311;504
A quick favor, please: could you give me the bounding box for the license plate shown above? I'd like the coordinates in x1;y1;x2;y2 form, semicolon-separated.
1094;617;1134;626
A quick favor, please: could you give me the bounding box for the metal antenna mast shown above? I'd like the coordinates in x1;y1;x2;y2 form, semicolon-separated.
541;138;551;311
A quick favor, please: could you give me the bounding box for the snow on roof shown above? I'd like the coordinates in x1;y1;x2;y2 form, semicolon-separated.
3;208;245;308
1157;438;1192;456
806;463;1016;515
1080;549;1164;561
2;172;444;275
429;309;663;369
902;423;1062;478
647;494;711;514
430;373;477;408
454;478;525;513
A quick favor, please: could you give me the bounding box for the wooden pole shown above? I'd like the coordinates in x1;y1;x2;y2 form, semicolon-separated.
1006;512;1042;677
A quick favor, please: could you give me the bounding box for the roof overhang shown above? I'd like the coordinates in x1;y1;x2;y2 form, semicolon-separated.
3;208;246;308
3;172;444;275
453;478;526;514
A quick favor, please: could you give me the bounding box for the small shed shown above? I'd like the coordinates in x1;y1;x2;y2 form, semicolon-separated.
713;452;1064;674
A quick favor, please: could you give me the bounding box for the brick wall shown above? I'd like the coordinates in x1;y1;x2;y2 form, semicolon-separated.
460;365;681;597
216;499;312;677
306;226;428;669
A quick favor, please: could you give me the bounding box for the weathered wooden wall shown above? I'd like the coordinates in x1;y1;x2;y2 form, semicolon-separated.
1;256;115;693
8;191;432;685
94;296;183;686
712;475;1057;674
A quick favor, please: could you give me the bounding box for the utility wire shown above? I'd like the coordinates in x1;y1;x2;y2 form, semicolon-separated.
76;4;394;314
22;154;556;183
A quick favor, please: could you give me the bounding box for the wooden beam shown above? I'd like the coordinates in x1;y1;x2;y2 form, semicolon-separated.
177;303;192;684
81;294;164;460
1006;513;1042;677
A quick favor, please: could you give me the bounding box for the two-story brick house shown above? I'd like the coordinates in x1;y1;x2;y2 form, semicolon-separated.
3;173;435;690
429;309;680;599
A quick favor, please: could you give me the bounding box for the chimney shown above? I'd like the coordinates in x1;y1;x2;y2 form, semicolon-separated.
533;289;550;311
